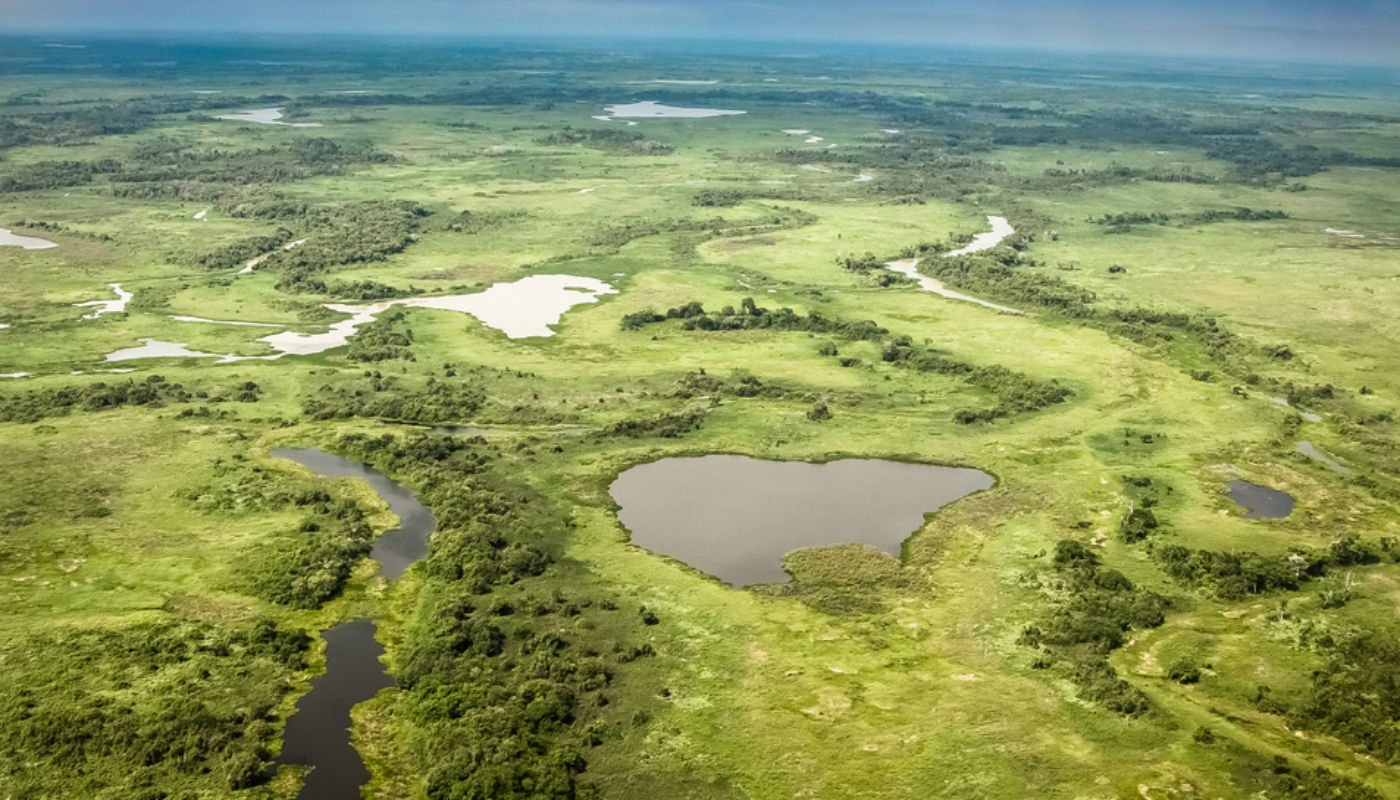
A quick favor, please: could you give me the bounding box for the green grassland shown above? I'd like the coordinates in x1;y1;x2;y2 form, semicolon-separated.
1;37;1398;799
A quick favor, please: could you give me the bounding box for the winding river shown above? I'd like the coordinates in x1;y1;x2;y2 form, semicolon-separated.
272;448;436;799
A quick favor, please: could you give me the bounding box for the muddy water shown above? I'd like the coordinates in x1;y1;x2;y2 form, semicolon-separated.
272;448;436;799
1228;479;1295;519
0;227;58;249
610;455;993;586
104;274;618;364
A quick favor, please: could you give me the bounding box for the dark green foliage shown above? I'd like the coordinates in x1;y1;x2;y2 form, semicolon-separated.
806;400;832;421
347;309;415;362
601;409;706;439
1120;506;1159;542
328;279;414;301
196;228;295;270
1149;542;1357;599
4;137;392;196
1202;138;1333;179
240;498;374;608
1287;632;1400;763
1166;657;1202;684
588;216;728;251
304;373;485;423
1020;540;1170;715
668;370;800;401
587;208;816;253
0;103;157;150
539;126;674;155
0;375;224;423
0;158;122;192
1091;208;1285;231
692;189;746;207
624;297;889;341
1093;211;1172;228
446;209;527;234
1329;533;1381;567
0;618;309;795
1151;535;1381;601
117;137;394;187
268;200;430;293
879;335;1071;422
835;252;889;272
620;309;666;331
1191;207;1288;223
332;433;549;594
903;246;1099;312
890;242;1302;384
624;298;1070;423
1267;766;1384;800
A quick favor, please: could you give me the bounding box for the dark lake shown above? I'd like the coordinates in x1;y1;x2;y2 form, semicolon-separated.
272;447;436;799
609;455;993;586
1228;478;1295;519
277;619;393;799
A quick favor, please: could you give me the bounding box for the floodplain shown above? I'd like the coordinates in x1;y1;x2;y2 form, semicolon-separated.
0;35;1398;800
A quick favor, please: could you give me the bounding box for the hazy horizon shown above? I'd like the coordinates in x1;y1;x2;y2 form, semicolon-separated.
7;0;1400;67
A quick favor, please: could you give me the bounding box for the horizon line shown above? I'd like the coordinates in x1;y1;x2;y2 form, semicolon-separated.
4;29;1399;71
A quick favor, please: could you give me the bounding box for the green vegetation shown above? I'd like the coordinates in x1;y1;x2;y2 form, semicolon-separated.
1;36;1398;800
331;431;654;798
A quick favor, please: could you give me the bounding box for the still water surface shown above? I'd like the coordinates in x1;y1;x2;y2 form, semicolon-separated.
1228;478;1295;519
610;455;993;586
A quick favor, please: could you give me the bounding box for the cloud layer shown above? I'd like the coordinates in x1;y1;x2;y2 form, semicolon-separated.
9;0;1400;65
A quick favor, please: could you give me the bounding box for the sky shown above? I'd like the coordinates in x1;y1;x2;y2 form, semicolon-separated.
7;0;1400;65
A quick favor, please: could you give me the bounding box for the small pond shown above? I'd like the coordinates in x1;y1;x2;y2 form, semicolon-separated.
602;100;746;118
1228;478;1295;519
216;107;323;127
609;455;993;586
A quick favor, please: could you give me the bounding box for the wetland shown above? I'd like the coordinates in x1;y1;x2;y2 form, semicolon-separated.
1;34;1398;800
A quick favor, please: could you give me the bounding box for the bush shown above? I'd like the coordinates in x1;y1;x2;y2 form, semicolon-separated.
1025;539;1170;715
0;618;308;796
0;376;248;423
1166;657;1201;684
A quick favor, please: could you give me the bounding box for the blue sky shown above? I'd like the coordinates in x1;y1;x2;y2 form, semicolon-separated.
8;0;1400;64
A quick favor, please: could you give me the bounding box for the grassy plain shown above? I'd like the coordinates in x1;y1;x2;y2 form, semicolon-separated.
1;36;1398;799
